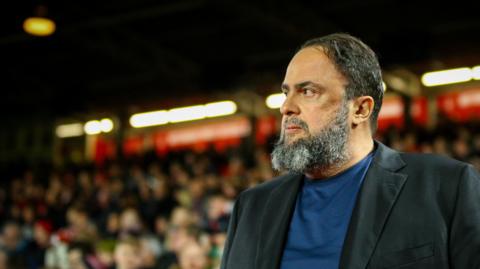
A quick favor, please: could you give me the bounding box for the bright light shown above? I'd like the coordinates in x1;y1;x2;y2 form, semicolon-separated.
23;17;56;36
130;101;238;128
84;120;102;135
100;118;114;132
421;67;472;87
168;105;206;123
205;101;237;118
84;118;114;135
56;123;83;138
382;81;387;91
130;111;169;128
472;66;480;80
266;93;286;109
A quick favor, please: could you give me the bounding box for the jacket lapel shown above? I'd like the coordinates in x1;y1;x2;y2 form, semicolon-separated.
256;173;303;269
339;142;408;269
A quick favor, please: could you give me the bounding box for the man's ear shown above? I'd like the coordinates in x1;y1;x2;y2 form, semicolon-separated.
351;96;374;126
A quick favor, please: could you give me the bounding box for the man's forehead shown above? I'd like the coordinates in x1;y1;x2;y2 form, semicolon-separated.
292;46;328;63
283;47;338;84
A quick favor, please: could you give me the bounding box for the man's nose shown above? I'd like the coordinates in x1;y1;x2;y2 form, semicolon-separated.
280;94;299;116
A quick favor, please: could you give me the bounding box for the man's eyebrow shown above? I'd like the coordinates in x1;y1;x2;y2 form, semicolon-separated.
295;81;322;89
281;81;323;92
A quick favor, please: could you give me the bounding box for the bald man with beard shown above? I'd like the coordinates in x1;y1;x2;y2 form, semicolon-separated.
220;33;480;269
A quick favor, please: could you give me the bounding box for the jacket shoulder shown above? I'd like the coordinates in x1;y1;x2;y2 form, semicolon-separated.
399;152;470;171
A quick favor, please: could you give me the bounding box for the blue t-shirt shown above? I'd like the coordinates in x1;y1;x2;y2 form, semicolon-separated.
280;152;374;269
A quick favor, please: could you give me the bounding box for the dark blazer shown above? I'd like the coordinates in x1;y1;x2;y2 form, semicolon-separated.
220;142;480;269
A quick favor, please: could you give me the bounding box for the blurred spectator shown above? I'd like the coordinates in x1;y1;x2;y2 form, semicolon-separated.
95;240;116;269
0;249;7;269
67;241;96;269
452;138;470;161
432;136;450;156
209;233;227;269
158;224;200;269
176;241;209;269
201;195;230;234
65;205;98;242
118;208;144;238
25;220;53;269
138;235;163;269
0;221;27;254
103;212;120;238
113;238;142;269
45;236;69;269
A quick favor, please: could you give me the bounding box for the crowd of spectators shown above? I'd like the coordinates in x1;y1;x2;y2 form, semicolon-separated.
0;144;273;269
1;119;479;269
378;120;480;171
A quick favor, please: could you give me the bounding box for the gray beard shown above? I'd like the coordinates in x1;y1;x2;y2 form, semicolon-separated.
271;104;350;174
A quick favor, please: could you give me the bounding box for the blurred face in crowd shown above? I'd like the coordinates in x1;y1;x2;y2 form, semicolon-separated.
0;250;7;269
33;223;50;247
178;242;208;269
166;226;195;253
22;206;35;224
271;47;351;173
207;196;226;220
153;179;169;199
114;241;142;269
212;233;227;248
453;139;469;159
68;249;88;269
433;136;448;155
189;179;205;200
97;249;115;268
170;207;194;228
67;209;88;229
139;237;161;268
120;208;142;234
1;223;21;250
106;212;120;234
154;215;168;236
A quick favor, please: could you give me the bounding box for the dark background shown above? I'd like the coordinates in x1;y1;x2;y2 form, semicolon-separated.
1;0;479;121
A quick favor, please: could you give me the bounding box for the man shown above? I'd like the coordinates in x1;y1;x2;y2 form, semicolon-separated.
220;33;480;269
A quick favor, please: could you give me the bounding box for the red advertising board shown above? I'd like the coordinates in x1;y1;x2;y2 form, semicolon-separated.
153;116;251;154
437;88;480;122
377;96;428;131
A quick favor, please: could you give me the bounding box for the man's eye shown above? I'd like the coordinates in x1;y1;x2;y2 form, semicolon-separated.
302;88;315;96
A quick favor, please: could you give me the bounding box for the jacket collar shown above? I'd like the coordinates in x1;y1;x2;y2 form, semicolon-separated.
339;141;408;269
255;172;303;269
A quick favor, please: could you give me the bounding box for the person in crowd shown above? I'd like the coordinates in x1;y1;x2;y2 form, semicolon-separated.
0;249;7;269
25;220;53;269
113;238;142;269
118;208;144;238
67;241;97;269
201;195;230;234
0;221;28;267
65;205;98;242
138;235;163;269
176;241;209;269
158;224;200;269
95;239;116;269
